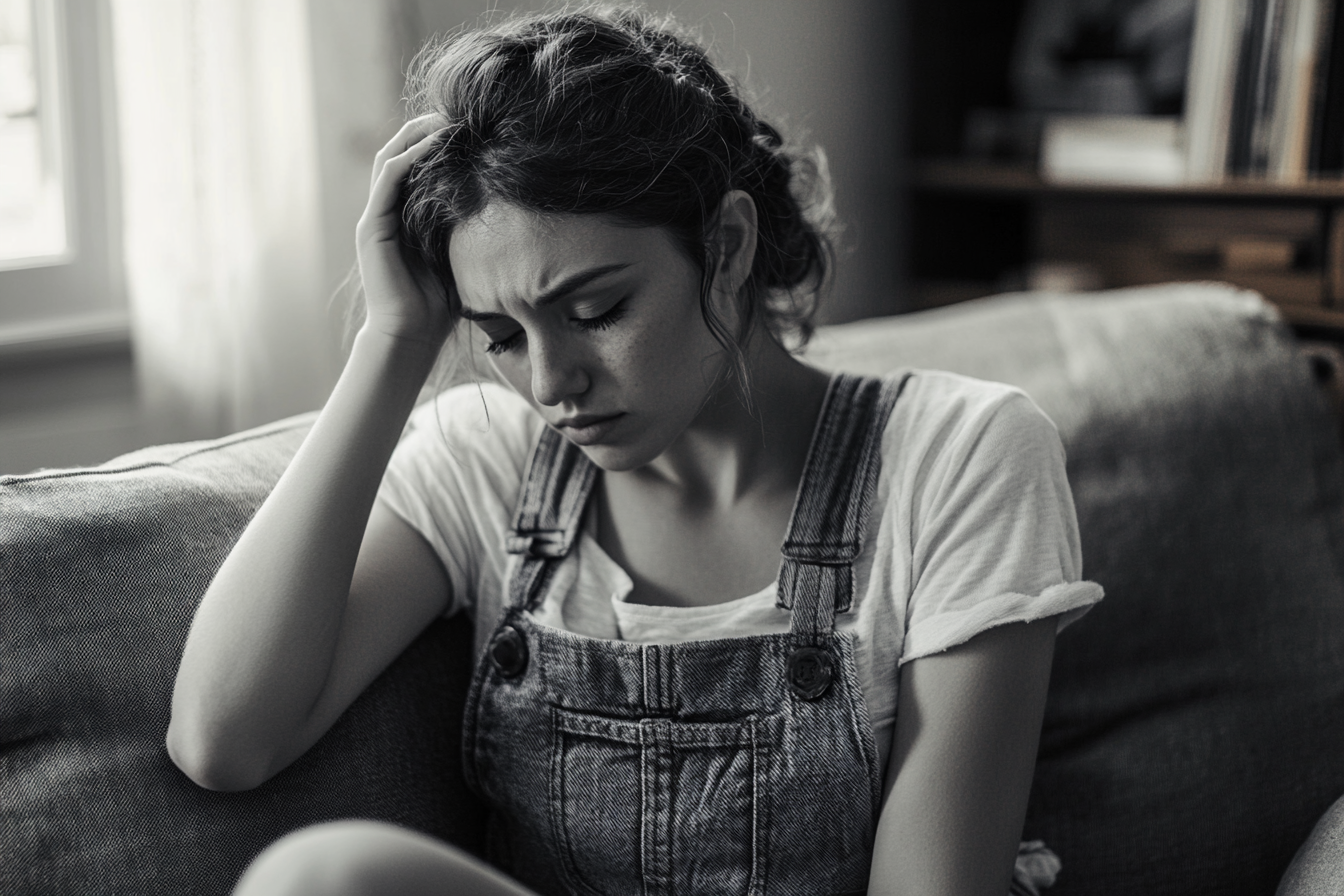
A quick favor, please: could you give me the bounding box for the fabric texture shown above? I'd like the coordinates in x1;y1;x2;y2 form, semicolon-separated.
0;419;485;896
4;282;1343;896
464;372;1060;896
808;283;1344;896
463;373;897;896
378;370;1101;773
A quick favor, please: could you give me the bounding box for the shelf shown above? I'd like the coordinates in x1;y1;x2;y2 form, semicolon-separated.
913;159;1344;202
1277;304;1344;334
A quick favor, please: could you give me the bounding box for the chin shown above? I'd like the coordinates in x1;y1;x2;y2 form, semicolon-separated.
573;441;658;473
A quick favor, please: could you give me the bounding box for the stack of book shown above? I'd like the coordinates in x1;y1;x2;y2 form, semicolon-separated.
1185;0;1344;182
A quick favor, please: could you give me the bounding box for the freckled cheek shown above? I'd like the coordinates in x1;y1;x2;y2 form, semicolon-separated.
630;333;715;416
594;329;654;396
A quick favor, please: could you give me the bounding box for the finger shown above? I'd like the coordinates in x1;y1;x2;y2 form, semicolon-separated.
385;114;445;153
375;114;447;167
362;130;448;236
369;117;448;192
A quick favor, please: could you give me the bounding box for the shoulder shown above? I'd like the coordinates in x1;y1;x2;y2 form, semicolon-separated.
409;380;541;436
403;382;544;463
883;370;1062;475
387;381;545;506
378;383;543;611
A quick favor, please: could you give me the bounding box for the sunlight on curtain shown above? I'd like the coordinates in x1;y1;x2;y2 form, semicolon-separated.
109;0;341;441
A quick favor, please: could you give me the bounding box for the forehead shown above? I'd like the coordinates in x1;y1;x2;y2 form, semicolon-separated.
447;203;679;311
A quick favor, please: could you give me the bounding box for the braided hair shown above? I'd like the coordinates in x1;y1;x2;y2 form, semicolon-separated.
401;5;835;381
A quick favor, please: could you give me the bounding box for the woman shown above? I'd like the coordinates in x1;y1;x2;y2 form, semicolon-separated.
167;7;1102;895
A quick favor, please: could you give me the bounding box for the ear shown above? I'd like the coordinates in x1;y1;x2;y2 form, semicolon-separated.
710;190;758;301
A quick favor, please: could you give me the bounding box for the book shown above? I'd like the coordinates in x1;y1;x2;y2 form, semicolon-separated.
1247;0;1289;174
1228;0;1270;175
1185;0;1252;181
1268;0;1330;181
1041;115;1185;185
1310;0;1344;173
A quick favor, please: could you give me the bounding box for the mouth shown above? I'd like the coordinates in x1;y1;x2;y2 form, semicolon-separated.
554;412;624;446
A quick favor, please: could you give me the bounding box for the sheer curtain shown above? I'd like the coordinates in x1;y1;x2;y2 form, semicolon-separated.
109;0;343;442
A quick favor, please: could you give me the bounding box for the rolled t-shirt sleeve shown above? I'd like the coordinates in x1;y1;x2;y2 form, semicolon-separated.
897;375;1103;664
376;383;540;620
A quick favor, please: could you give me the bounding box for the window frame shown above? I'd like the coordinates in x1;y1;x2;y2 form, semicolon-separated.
0;0;127;359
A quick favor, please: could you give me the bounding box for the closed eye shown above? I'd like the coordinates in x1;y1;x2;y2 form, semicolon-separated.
481;298;628;355
573;299;627;332
484;330;523;355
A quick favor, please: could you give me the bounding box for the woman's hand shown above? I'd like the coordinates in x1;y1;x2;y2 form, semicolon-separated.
356;114;457;347
169;119;464;787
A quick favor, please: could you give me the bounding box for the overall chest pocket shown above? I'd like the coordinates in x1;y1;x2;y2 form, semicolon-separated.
549;708;774;896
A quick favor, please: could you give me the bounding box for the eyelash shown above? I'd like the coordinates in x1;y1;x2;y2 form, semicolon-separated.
574;301;627;332
484;332;522;356
483;300;628;355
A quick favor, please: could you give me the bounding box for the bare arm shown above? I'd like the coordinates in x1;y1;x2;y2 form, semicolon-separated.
167;117;456;791
867;618;1057;896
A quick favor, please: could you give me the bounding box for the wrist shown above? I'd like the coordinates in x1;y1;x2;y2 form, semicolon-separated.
353;322;444;366
347;326;444;396
359;302;454;352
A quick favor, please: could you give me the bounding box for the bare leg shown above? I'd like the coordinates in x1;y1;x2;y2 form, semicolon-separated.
1277;794;1344;896
233;820;538;896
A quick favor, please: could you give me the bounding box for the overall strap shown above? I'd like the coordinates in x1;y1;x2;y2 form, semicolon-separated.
505;426;599;611
778;372;908;642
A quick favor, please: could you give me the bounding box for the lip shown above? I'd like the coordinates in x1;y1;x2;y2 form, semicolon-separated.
554;412;624;446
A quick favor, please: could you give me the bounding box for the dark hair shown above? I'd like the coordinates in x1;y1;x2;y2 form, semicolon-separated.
398;5;835;383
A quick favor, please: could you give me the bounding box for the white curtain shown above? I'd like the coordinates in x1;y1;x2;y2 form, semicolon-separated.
110;0;342;442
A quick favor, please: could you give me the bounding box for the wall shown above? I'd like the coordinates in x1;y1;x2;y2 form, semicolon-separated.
0;0;905;475
313;0;906;328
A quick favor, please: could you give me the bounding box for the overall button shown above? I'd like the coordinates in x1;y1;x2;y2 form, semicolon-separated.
490;625;529;678
787;646;833;699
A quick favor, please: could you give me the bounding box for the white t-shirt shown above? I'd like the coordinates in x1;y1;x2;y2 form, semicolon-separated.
378;371;1104;771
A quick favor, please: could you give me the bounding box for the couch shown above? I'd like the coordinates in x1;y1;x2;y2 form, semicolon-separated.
3;282;1343;895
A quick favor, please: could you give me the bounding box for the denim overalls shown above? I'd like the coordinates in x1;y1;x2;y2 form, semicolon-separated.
462;372;1051;896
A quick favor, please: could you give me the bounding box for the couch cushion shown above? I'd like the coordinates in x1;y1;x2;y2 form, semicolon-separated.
5;282;1342;895
808;283;1344;895
0;416;484;896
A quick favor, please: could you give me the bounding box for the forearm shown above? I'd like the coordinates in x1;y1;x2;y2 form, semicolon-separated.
168;327;440;789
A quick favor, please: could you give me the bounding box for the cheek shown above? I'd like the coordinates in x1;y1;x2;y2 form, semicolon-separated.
658;302;726;383
487;354;534;400
611;314;701;396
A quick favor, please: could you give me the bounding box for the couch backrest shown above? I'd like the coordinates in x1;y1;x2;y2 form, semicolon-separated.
808;282;1344;895
0;418;485;896
4;282;1343;896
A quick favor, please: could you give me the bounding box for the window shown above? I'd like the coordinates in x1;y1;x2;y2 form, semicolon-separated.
0;0;69;269
0;0;125;353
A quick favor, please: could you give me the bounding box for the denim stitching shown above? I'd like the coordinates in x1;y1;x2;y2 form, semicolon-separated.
469;372;903;896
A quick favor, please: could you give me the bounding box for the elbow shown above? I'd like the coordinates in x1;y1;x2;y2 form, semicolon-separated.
166;711;274;793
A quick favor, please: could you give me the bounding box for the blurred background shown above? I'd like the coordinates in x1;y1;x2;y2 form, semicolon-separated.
6;0;1344;475
0;0;904;474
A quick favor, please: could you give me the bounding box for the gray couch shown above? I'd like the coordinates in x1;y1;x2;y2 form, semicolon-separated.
4;283;1343;895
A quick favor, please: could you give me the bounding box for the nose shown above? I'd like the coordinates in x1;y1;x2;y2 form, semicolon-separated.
528;334;590;407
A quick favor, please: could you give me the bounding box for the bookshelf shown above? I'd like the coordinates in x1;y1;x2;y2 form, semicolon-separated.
909;159;1344;336
915;159;1344;200
903;0;1344;337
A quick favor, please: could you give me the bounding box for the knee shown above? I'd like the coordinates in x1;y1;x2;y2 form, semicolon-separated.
233;820;418;896
1278;794;1344;896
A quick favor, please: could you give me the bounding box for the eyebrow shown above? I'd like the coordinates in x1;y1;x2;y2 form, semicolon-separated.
459;262;632;322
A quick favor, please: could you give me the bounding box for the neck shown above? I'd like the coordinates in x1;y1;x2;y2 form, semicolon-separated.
629;328;832;508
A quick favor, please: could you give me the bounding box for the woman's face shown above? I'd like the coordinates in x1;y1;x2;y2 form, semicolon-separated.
448;201;730;472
